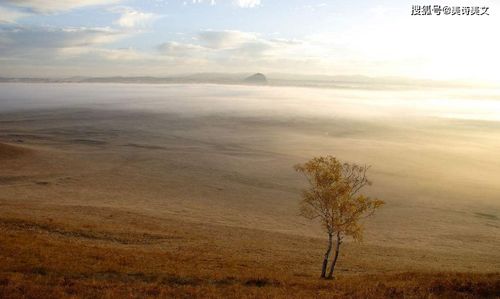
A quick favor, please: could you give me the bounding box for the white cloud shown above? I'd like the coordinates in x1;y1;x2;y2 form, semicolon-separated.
0;6;30;23
192;0;216;5
233;0;260;8
0;26;128;57
3;0;120;13
58;47;149;61
197;30;258;49
158;41;206;57
111;7;159;28
158;30;303;67
191;0;260;8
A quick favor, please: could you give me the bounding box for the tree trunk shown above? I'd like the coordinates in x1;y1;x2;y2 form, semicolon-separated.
326;233;341;279
321;232;333;278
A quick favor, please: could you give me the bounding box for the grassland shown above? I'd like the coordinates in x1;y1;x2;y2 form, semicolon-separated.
1;203;499;298
0;140;498;298
1;84;500;298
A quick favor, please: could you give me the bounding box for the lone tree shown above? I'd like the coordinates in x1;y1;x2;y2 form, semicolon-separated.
294;156;384;279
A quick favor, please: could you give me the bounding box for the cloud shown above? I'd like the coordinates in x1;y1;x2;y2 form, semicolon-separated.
0;25;341;78
58;47;149;61
192;0;216;5
226;40;272;57
0;27;353;78
191;0;261;8
159;30;303;66
158;30;280;61
0;26;127;57
196;30;301;57
2;0;120;13
197;30;258;49
157;41;206;57
111;7;159;28
233;0;260;8
0;6;30;23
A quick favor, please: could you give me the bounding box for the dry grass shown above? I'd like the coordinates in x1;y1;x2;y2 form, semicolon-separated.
0;209;498;299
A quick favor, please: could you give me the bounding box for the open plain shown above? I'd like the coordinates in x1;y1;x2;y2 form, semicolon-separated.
0;83;499;298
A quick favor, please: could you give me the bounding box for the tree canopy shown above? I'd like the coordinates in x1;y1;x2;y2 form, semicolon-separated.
295;156;384;278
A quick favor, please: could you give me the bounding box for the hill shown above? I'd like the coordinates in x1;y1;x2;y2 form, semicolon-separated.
244;73;268;84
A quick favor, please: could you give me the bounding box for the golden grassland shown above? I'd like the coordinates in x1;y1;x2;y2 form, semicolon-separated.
1;204;499;299
0;107;499;299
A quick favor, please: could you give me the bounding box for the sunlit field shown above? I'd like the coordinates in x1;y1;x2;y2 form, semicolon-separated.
1;83;499;298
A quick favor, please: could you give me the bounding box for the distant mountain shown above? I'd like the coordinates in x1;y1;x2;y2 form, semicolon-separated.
244;73;268;84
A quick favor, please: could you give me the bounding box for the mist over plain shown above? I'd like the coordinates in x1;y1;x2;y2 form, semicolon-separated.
1;83;499;252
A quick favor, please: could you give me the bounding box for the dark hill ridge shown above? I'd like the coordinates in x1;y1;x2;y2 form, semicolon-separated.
244;73;268;84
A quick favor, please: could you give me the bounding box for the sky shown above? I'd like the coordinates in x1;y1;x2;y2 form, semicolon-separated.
0;0;499;82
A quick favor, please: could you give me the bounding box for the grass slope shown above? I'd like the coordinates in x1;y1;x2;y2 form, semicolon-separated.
0;206;498;299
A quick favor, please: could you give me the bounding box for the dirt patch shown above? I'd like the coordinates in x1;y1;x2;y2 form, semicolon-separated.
0;143;32;160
